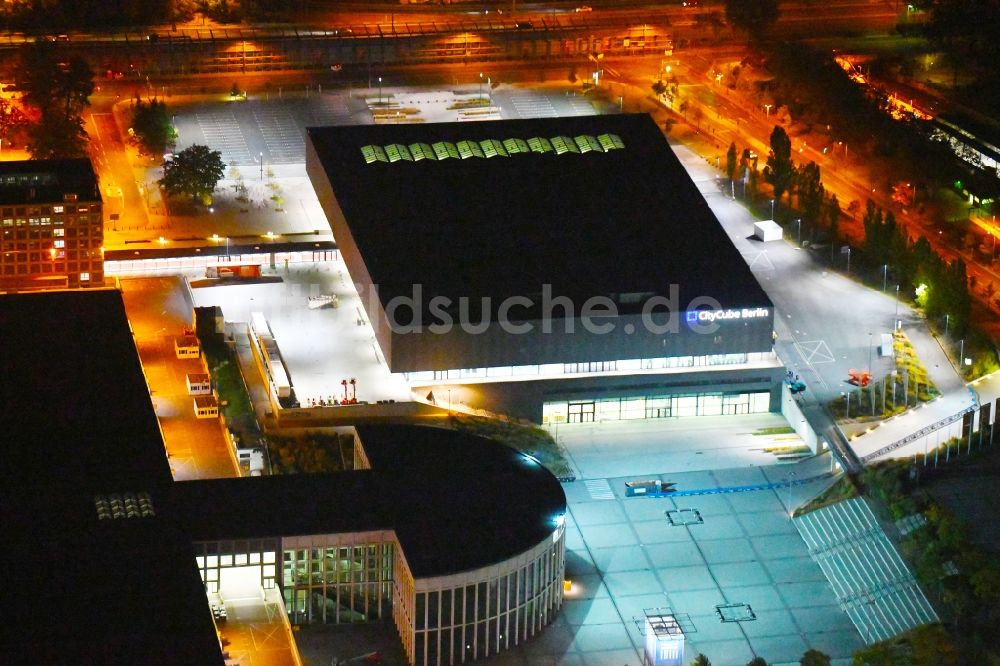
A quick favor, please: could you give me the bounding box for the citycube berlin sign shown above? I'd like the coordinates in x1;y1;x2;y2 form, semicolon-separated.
686;307;770;324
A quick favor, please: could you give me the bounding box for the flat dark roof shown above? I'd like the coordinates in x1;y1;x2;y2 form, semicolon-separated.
173;424;567;578
1;290;223;666
307;114;771;313
3;290;566;664
0;158;101;206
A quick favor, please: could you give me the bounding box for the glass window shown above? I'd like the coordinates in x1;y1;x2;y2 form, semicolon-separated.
620;398;645;420
541;402;567;425
699;394;723;416
440;588;453;627
428;591;439;629
675;395;698;417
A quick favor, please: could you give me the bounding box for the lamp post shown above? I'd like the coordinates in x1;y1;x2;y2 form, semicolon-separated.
787;471;796;517
959;338;965;369
259;152;263;180
378;76;382;106
479;71;484;101
944;313;950;337
882;264;888;292
770;198;775;219
795;218;801;245
845;246;851;274
764;103;772;117
225;236;230;261
894;284;900;329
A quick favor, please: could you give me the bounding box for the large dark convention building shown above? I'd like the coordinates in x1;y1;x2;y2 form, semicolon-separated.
306;114;782;423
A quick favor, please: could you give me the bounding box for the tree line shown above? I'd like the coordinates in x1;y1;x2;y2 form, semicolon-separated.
724;123;973;338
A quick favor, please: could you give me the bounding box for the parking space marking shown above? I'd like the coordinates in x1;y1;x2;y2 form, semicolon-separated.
568;99;595;116
196;109;252;165
252;106;304;164
508;94;558;118
306;96;354;125
796;340;835;364
583;478;616;500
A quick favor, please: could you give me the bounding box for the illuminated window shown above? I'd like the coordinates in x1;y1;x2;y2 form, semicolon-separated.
53;205;64;213
574;135;603;153
598;133;625;150
432;142;459;160
527;137;553;153
503;138;530;154
479;139;508;158
361;145;388;163
54;240;64;248
550;136;580;155
408;143;436;161
384;144;413;162
456;140;484;159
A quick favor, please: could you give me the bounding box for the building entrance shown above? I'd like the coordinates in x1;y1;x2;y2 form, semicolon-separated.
568;401;595;423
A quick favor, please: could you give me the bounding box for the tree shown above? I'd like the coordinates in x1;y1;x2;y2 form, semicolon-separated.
797;161;824;240
747;657;768;666
132;99;176;156
748;155;760;202
0;98;28;148
724;0;780;42
726;141;738;190
925;0;1000;87
13;42;94;119
13;40;94;158
799;648;830;666
826;193;840;263
159;144;226;204
764;126;795;218
691;654;712;666
26;112;88;159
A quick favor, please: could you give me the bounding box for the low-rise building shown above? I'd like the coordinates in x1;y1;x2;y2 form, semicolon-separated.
186;373;213;395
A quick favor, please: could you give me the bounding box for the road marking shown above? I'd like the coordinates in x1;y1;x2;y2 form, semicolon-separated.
796;340;836;364
743;250;775;271
583;478;615;500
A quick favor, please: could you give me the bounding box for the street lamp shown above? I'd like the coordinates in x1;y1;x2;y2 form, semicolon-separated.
867;330;873;376
795;218;801;245
894;284;900;329
770;198;775;219
944;313;950;337
845;246;852;274
225;236;230;261
378;76;382;106
882;264;888;292
787;471;796;516
259;152;263;180
763;103;773;117
479;71;484;101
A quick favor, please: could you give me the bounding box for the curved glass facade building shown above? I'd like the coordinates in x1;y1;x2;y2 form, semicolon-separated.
401;528;566;665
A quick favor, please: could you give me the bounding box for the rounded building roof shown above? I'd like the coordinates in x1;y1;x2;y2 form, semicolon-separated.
173;424;568;579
